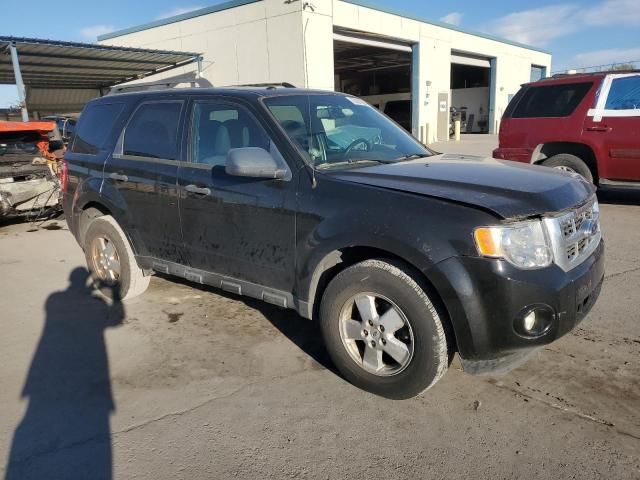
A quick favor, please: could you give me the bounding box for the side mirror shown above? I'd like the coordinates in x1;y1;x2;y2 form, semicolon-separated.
225;147;288;179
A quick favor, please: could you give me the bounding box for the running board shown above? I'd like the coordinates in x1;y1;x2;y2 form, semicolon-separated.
599;178;640;190
136;257;306;316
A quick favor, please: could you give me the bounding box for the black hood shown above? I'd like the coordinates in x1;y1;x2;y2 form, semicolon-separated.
325;154;596;219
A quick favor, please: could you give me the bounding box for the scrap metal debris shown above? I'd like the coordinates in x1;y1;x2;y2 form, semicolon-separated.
0;121;64;221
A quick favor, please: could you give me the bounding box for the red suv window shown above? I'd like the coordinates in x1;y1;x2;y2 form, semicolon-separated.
510;82;593;118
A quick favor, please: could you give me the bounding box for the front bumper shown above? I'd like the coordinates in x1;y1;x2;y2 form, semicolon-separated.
427;239;605;374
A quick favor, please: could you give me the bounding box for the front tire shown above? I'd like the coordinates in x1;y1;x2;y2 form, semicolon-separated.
83;215;150;300
319;259;449;399
543;154;594;183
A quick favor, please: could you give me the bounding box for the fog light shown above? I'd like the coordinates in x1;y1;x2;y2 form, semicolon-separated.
514;305;555;337
523;310;537;332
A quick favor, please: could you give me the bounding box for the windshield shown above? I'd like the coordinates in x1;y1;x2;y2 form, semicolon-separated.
263;94;431;170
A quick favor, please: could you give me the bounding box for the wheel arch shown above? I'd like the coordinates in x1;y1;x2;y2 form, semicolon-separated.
533;142;599;181
301;245;458;353
72;181;146;256
77;201;112;248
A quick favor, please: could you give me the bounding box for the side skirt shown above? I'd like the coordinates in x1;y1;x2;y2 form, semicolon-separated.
135;256;313;320
599;178;640;190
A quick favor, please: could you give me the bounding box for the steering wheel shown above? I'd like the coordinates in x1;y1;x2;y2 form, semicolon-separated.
344;138;372;159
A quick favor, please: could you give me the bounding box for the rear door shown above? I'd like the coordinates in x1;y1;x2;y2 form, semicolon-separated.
65;101;127;218
104;98;186;262
177;97;297;292
584;73;640;181
505;81;595;157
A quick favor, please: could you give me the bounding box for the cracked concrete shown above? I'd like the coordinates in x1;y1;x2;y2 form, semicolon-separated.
1;195;639;479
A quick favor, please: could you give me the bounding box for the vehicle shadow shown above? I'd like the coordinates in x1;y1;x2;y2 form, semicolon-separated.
597;188;640;206
4;268;124;480
161;274;337;374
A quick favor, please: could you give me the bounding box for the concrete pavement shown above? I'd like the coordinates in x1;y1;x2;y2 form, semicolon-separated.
0;161;638;478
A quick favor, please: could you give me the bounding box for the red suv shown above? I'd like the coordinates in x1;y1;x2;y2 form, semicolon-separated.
494;71;640;186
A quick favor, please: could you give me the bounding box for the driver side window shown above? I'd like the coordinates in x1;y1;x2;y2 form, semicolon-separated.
190;102;270;167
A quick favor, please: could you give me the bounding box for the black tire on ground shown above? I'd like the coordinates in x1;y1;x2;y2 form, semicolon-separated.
319;259;449;399
542;154;594;183
83;215;150;300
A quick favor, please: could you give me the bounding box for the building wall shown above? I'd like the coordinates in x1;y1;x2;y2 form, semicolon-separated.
100;0;552;142
330;0;552;141
100;0;308;88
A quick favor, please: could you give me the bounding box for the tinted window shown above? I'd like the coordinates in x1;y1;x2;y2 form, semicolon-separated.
71;103;124;154
605;76;640;110
123;101;182;159
512;82;593;118
191;102;270;166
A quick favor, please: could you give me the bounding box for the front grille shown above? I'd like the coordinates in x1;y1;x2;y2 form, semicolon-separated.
543;197;601;272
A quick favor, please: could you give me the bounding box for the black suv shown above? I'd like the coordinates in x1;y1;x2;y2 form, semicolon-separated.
63;88;604;399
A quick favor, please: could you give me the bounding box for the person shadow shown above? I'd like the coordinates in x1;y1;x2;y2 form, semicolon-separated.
5;268;124;480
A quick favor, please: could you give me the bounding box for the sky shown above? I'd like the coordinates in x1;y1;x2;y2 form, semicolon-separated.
2;0;639;107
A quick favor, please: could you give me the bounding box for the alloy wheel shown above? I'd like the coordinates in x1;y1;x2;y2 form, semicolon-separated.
339;293;415;376
90;236;121;283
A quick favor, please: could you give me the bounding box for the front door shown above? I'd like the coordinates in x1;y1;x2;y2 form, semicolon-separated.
105;98;186;262
177;98;297;292
584;73;640;181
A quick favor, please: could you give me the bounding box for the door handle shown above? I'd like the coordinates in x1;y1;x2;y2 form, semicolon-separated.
586;125;611;132
185;184;211;196
109;172;128;182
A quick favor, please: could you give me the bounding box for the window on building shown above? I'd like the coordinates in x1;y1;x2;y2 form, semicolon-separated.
530;65;547;82
71;103;124;154
123;102;183;159
512;82;593;118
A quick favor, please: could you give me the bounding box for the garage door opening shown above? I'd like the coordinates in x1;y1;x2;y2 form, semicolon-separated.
450;53;492;134
333;32;413;132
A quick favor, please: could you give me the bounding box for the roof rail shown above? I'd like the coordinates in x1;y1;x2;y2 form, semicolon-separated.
235;82;297;89
551;69;640;78
108;73;213;95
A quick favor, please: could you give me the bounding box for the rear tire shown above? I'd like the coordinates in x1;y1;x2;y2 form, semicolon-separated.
319;259;448;399
83;215;150;300
543;154;594;183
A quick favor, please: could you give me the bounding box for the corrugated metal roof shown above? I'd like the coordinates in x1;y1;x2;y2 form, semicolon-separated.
0;37;200;89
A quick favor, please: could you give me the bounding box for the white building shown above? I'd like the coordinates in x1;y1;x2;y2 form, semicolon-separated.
99;0;551;142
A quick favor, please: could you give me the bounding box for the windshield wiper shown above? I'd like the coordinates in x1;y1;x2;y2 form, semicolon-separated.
395;153;431;161
315;159;387;170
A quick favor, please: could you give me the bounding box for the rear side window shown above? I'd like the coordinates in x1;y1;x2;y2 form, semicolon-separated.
71;103;124;154
605;76;640;110
511;82;593;118
123;101;183;159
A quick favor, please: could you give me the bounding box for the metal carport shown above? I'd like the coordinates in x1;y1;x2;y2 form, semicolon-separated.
0;36;202;120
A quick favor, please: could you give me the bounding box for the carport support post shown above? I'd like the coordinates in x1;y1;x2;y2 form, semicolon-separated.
9;42;29;122
196;56;204;79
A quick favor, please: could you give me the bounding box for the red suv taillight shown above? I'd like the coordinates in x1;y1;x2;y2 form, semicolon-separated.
59;159;69;193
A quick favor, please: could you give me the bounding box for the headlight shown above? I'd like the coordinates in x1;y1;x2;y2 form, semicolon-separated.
474;220;553;270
